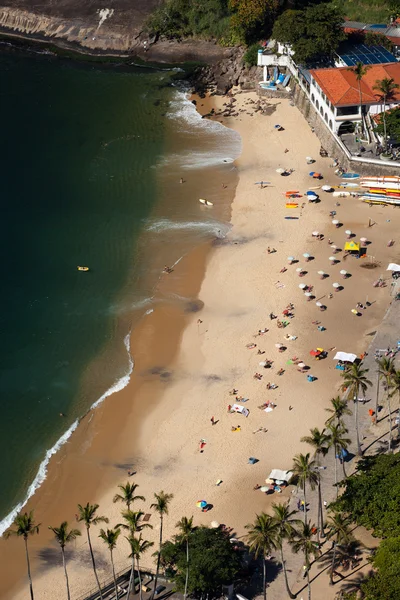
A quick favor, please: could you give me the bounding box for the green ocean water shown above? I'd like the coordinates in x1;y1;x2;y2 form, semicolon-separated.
0;48;241;533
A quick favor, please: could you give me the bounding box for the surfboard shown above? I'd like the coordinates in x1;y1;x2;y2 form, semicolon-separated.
285;216;299;219
285;190;299;196
199;198;213;206
333;191;350;197
285;203;299;208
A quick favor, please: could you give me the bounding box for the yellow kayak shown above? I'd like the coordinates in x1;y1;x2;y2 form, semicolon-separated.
77;266;89;271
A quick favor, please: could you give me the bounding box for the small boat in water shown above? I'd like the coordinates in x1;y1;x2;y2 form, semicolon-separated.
77;266;89;271
341;172;360;179
199;198;213;206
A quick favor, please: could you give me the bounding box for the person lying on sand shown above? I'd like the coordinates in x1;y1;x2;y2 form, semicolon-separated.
257;349;266;355
269;312;277;320
280;267;287;273
253;373;263;380
163;265;173;274
253;484;262;490
229;388;238;395
231;425;241;432
277;368;285;376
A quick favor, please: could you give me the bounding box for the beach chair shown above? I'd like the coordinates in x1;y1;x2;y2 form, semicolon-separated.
282;74;291;87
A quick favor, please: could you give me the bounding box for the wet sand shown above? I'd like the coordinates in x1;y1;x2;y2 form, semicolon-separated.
3;91;400;600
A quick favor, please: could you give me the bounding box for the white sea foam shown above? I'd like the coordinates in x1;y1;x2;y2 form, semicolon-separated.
145;218;230;236
145;308;154;315
0;333;134;537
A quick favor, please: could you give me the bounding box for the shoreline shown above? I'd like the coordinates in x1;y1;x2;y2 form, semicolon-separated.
2;89;400;600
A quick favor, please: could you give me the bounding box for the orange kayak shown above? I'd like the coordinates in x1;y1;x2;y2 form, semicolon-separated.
285;203;298;208
285;190;299;196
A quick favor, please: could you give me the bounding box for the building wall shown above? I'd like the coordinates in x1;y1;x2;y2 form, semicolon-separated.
309;78;338;132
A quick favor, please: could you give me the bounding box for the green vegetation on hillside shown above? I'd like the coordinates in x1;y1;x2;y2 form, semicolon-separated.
340;0;391;23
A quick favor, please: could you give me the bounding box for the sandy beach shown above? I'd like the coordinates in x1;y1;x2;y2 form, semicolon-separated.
2;90;400;600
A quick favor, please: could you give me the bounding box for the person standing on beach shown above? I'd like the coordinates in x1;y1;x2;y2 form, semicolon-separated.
211;416;215;425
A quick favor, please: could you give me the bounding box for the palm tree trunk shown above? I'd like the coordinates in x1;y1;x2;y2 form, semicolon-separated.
388;392;392;453
354;398;362;456
334;446;338;499
383;96;387;150
280;546;296;599
330;542;337;585
263;553;267;600
137;558;143;600
307;566;311;600
127;556;135;599
61;547;71;600
303;482;307;525
184;539;189;600
110;549;119;600
150;516;163;600
358;80;364;136
375;370;380;422
341;456;347;479
86;528;103;600
24;538;34;600
317;478;325;540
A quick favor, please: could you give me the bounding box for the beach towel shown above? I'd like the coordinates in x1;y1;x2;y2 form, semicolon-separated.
264;407;274;413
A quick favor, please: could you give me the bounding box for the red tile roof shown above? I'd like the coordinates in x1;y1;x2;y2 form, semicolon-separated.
309;63;400;107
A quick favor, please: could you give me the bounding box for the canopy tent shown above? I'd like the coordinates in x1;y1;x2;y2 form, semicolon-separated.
333;351;357;363
387;263;400;272
232;404;249;417
344;241;360;252
268;469;293;482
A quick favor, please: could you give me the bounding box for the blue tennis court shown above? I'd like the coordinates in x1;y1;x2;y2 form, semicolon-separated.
339;44;397;66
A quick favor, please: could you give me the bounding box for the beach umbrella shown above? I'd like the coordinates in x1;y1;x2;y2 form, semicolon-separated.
288;256;295;263
318;271;325;279
303;253;310;261
360;237;367;244
309;172;315;176
351;309;359;315
329;256;336;262
296;268;303;275
322;185;332;191
298;362;306;368
276;168;285;174
332;219;339;227
345;229;352;239
316;301;323;307
306;191;316;196
333;282;340;289
340;270;347;278
331;245;339;254
299;283;307;289
275;343;283;349
305;292;312;300
265;478;274;484
307;195;318;201
196;500;207;509
211;521;220;528
312;231;319;237
313;173;321;179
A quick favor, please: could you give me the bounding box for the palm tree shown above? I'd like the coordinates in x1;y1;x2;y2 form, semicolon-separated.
373;77;400;150
341;363;372;455
389;369;400;436
127;535;154;600
48;522;81;600
77;503;109;599
99;528;121;600
175;516;194;600
113;482;145;511
271;503;300;599
150;491;174;600
291;453;318;525
245;513;278;600
377;356;396;452
325;511;353;585
117;509;153;598
5;511;40;600
327;423;351;497
348;62;370;137
301;428;331;540
325;396;352;426
290;522;320;600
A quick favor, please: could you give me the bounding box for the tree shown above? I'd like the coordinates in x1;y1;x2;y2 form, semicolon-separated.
327;422;351;496
99;528;121;600
271;503;301;599
373;78;400;151
361;536;400;599
291;453;318;525
150;491;174;600
5;511;40;600
335;453;400;538
245;513;278;600
117;509;153;598
377;356;396;452
127;535;154;600
272;4;345;63
375;105;400;144
113;482;145;511
325;511;353;585
229;0;279;44
347;62;370;138
160;526;240;595
176;516;194;600
301;427;331;540
290;522;320;600
77;503;109;599
48;522;81;600
325;396;352;426
341;363;372;455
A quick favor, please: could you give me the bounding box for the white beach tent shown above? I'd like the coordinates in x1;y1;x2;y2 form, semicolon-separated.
387;263;400;272
333;351;357;363
268;469;293;482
